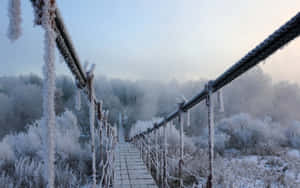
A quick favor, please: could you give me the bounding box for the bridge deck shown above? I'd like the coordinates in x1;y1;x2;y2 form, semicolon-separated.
114;142;157;188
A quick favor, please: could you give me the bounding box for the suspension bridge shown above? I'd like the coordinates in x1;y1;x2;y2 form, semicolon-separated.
5;0;300;187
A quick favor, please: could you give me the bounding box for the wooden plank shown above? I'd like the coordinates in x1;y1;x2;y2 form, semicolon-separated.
113;142;157;188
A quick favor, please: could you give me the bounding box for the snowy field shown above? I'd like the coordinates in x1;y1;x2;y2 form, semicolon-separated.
130;115;300;187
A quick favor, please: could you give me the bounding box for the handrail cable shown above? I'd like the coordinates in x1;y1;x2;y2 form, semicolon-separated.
130;12;300;140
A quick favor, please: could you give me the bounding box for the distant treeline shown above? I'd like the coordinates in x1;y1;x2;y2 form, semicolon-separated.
1;67;300;138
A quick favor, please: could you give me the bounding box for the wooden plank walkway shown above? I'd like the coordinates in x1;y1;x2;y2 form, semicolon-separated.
114;142;157;188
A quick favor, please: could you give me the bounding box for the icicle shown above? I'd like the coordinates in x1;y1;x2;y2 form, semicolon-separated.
75;88;81;111
186;110;190;127
59;53;64;64
41;0;56;187
105;110;109;124
7;0;22;41
89;64;96;74
217;89;224;113
205;81;214;188
84;61;89;72
119;112;122;128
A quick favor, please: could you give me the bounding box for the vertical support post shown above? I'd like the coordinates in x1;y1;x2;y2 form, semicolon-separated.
40;1;57;187
139;138;143;158
97;101;102;121
111;128;116;186
118;112;122;142
147;140;150;170
144;138;147;163
97;101;103;164
87;73;96;188
141;138;144;161
107;127;113;188
155;129;159;182
163;123;167;188
179;110;184;188
104;124;109;188
159;128;163;186
99;119;103;163
206;81;214;188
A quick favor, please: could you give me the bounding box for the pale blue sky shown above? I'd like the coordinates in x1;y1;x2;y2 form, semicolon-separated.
0;0;300;83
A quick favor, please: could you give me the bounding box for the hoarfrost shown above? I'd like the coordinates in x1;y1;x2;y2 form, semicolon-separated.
7;0;22;41
41;0;57;187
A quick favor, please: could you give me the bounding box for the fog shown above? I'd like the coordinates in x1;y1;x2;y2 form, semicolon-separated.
1;67;300;138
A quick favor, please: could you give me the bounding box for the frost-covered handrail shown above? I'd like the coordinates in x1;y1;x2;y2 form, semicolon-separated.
130;11;300;140
30;0;86;87
27;1;116;187
30;0;110;125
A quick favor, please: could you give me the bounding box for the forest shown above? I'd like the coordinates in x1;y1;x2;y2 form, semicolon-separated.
1;67;300;186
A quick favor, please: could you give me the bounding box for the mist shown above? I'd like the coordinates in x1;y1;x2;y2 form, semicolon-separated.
1;67;300;139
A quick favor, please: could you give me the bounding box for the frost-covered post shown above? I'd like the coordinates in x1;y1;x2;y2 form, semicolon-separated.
147;138;150;169
99;120;103;163
178;102;185;188
142;136;146;162
150;131;155;172
111;128;116;185
139;136;143;158
118;112;122;141
206;81;214;188
38;0;57;187
158;128;163;182
96;101;103;121
87;66;96;188
104;111;110;188
97;101;103;159
106;126;114;188
163;123;168;188
155;128;159;181
7;0;22;41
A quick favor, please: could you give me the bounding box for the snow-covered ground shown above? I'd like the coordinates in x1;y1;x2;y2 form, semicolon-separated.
130;117;300;187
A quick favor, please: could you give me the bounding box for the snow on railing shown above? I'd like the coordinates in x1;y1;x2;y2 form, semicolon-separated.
7;1;117;187
130;11;300;188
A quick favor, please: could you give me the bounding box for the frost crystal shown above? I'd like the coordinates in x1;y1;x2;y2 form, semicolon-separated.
7;0;22;41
